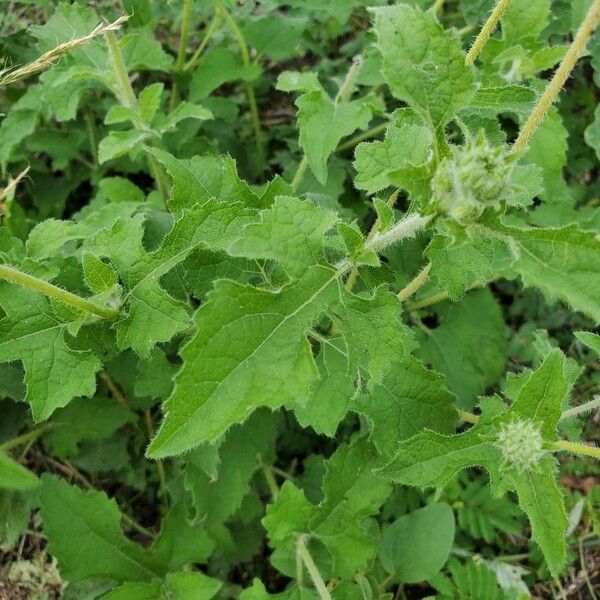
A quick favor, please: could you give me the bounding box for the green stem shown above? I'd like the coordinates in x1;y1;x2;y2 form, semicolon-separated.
345;189;401;293
512;0;600;153
397;263;432;302
84;110;99;166
105;29;137;109
0;263;119;319
457;409;478;424
258;455;279;499
336;121;389;152
0;425;53;452
219;6;265;174
560;396;600;420
296;536;333;600
184;13;222;71
554;439;600;460
465;0;512;65
170;0;193;111
105;29;170;204
291;157;308;192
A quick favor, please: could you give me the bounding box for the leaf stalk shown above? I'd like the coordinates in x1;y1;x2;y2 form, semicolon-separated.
296;535;333;600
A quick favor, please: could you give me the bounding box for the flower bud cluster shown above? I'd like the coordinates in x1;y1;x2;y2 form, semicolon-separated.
432;132;518;224
495;418;546;472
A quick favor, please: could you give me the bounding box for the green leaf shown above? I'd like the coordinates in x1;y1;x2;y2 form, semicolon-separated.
353;122;433;196
481;217;600;323
147;265;338;457
415;289;507;409
354;356;457;456
91;201;254;355
103;572;222;600
370;5;474;128
98;130;150;164
149;148;259;214
295;91;371;184
575;330;600;354
139;82;164;123
0;284;101;421
190;48;261;100
468;85;536;114
230;196;338;277
242;15;307;60
40;475;162;582
47;397;135;458
328;286;415;386
159;102;213;132
501;0;551;45
276;71;322;93
508;456;567;577
82;252;118;293
507;349;567;439
379;503;455;583
0;451;39;490
264;438;391;578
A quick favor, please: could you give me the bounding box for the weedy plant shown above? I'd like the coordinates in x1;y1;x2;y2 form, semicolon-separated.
1;0;600;598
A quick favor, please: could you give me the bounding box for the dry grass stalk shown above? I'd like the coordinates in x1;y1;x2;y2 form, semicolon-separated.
0;166;30;215
0;14;128;87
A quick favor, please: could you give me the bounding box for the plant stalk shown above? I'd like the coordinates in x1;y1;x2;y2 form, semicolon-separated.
397;263;432;302
105;29;170;203
170;0;193;111
185;12;222;71
560;396;600;420
512;0;600;153
0;263;119;319
0;425;53;452
465;0;512;65
219;6;265;174
296;536;333;600
554;440;600;460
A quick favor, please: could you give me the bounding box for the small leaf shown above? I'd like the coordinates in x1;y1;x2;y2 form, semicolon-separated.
0;451;39;490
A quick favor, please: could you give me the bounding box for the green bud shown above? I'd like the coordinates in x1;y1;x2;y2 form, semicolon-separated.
495;418;546;472
432;131;518;224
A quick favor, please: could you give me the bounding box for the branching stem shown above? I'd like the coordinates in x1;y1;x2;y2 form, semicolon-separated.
0;263;119;319
512;0;600;153
296;536;333;600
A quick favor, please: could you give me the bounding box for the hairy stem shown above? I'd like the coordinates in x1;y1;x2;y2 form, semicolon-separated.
258;454;279;499
554;439;600;460
560;396;600;420
512;0;600;153
397;263;432;302
457;409;478;424
291;157;309;191
345;189;400;292
0;263;119;319
465;0;512;65
296;536;333;600
219;7;265;174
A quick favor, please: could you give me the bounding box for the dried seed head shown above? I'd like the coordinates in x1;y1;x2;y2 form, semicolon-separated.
495;418;546;472
432;131;518;224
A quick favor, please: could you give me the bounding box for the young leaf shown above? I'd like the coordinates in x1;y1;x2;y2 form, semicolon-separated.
370;5;474;129
0;451;39;490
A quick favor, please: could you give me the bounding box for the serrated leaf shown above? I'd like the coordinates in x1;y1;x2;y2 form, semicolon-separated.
296;91;371;184
147;265;338;457
139;82;164;124
40;475;163;582
230;196;338;277
98;130;150;164
481;217;600;323
0;284;101;421
508;456;567;577
371;5;474;128
353;122;433;196
354;356;457;456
